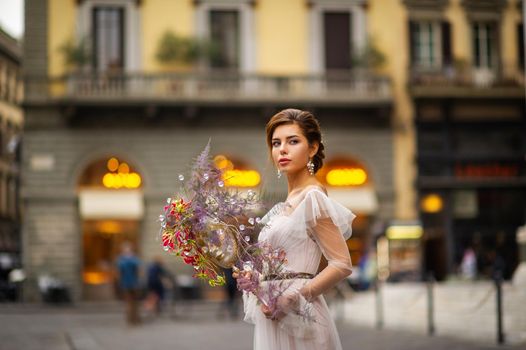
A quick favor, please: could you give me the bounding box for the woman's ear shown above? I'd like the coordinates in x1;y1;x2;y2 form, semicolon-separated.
309;142;319;158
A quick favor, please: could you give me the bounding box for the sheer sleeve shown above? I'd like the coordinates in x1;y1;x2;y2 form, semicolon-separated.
298;190;356;302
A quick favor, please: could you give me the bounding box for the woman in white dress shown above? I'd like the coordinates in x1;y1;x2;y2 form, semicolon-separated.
236;109;356;350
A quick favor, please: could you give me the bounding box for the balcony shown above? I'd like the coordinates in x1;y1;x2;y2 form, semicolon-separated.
24;70;392;108
409;63;524;99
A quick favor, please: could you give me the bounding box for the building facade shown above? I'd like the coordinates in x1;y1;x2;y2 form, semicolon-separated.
370;0;525;281
0;27;23;300
23;0;398;301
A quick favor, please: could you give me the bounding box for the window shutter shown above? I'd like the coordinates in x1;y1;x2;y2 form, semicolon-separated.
441;21;452;67
408;20;417;66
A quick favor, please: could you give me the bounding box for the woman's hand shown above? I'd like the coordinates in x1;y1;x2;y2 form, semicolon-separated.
232;268;256;291
261;293;299;322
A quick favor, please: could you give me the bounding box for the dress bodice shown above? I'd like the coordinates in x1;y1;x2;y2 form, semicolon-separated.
257;186;355;275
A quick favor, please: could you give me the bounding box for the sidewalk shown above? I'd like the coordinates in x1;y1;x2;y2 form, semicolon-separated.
338;280;526;346
0;301;522;350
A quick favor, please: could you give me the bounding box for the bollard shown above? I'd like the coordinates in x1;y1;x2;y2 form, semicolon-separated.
375;278;383;329
495;274;504;344
427;272;435;336
495;272;505;345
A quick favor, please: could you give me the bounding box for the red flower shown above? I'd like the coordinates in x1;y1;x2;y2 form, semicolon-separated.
183;255;196;265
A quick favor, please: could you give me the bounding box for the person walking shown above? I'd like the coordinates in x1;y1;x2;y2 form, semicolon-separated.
116;241;141;325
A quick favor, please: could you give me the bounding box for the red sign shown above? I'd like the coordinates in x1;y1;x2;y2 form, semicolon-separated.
455;164;519;178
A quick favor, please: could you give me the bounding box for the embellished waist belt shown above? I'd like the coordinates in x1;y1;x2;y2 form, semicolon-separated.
263;272;315;281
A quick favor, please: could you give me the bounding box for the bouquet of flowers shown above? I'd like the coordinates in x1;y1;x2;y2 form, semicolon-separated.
159;142;313;320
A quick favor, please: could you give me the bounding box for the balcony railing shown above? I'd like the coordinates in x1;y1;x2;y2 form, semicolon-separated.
409;63;524;94
24;70;392;105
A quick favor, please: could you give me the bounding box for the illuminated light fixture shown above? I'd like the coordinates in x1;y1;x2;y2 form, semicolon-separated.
326;168;367;186
102;173;142;189
113;174;123;189
102;157;142;189
214;155;234;171
421;193;443;213
103;173;115;188
213;155;259;187
118;162;130;174
386;225;423;240
224;169;261;187
107;157;119;172
97;221;122;234
127;173;142;188
83;271;111;285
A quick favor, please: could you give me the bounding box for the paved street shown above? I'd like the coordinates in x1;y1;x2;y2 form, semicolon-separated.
0;301;521;350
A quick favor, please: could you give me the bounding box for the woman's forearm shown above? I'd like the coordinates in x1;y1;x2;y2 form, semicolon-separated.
299;264;352;302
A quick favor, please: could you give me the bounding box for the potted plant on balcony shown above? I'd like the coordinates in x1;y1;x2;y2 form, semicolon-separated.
351;39;386;71
58;36;91;73
156;30;220;94
58;36;93;95
156;30;220;70
350;39;386;94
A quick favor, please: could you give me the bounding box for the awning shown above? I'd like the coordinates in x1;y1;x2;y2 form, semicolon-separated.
327;187;378;214
79;189;144;219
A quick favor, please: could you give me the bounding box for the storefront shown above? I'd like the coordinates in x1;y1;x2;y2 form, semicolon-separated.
415;96;526;281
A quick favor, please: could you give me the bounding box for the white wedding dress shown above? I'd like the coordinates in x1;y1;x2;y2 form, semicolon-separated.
243;186;356;350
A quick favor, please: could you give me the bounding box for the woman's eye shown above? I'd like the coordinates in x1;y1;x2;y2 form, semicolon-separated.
272;141;280;147
289;139;299;145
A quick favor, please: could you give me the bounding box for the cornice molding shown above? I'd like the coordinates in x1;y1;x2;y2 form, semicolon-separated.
403;0;449;11
461;0;507;13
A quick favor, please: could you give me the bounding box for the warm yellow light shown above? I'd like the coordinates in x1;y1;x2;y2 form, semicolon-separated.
102;173;114;188
97;221;122;234
83;271;111;285
386;225;423;240
224;170;261;187
127;173;142;188
118;163;130;174
326;168;367;186
214;155;235;171
113;174;123;189
107;157;119;172
102;172;142;189
421;194;443;213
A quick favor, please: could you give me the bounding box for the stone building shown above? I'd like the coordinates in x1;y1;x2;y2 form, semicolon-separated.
22;0;395;301
0;26;23;299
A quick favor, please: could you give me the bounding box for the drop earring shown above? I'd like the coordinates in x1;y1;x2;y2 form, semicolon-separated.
277;169;282;179
307;159;315;176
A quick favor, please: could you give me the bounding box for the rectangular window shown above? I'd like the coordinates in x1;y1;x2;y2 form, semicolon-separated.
411;21;442;69
209;10;240;69
92;7;125;71
472;22;498;69
323;12;352;70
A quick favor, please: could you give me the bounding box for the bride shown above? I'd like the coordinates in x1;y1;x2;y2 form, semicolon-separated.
235;109;356;350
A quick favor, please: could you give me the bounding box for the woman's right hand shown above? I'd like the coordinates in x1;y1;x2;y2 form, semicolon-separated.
232;268;254;291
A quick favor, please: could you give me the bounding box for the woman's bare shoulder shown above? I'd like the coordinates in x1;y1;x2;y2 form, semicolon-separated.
302;182;327;196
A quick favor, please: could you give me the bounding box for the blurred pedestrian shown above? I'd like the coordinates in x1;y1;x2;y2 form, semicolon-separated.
116;241;141;325
144;255;172;316
460;246;477;280
219;267;239;319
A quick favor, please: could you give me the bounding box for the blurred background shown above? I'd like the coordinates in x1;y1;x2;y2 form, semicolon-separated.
0;0;525;349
